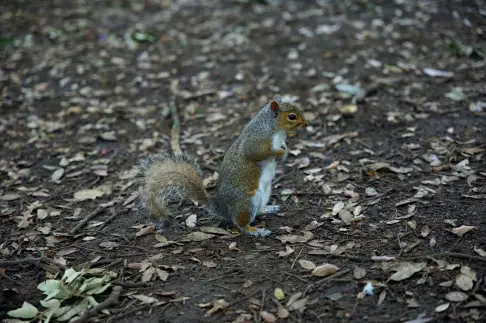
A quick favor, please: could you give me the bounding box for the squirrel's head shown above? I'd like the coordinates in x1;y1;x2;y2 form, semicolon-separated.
270;94;308;137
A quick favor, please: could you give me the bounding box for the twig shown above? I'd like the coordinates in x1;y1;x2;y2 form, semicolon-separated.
113;281;150;288
71;286;123;323
303;269;351;295
169;99;182;155
0;256;67;271
96;208;120;231
70;206;106;235
405;252;486;262
107;303;153;323
290;246;305;270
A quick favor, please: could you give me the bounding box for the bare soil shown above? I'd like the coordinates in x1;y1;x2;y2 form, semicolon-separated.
1;0;486;322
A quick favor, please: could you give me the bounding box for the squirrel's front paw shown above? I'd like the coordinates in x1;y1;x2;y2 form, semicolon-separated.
277;144;288;161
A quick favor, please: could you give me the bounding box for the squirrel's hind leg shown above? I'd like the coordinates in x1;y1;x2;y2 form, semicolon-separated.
235;203;272;237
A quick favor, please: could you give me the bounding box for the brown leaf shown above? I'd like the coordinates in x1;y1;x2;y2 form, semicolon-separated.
136;225;155;237
388;262;426;282
260;311;277;323
451;225;476;236
276;246;295;257
205;299;229;316
312;264;339;277
184;232;215;242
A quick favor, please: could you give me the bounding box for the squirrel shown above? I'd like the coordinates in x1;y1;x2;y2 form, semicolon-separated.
138;94;308;237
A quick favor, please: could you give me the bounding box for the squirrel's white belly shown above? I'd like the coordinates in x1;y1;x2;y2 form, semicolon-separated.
254;131;286;212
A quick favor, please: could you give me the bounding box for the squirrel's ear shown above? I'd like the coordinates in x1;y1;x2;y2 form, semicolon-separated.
272;94;281;102
270;100;280;112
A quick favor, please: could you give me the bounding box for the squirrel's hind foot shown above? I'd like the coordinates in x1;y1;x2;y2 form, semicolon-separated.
240;225;272;237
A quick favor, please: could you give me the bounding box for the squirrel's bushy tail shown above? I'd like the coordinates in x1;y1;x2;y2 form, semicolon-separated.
138;152;208;223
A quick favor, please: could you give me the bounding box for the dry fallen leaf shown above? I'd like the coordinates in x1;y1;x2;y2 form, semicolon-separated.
276;246;295;257
185;214;197;228
260;311;277;323
298;259;316;270
205;299;229;316
455;274;473;291
421;224;430;237
353;266;366;279
73;189;104;201
184;232;215;242
387;262;427;282
136;225;155;237
312;264;339;277
435;303;450;312
451;225;476;236
474;245;486;257
445;291;468;302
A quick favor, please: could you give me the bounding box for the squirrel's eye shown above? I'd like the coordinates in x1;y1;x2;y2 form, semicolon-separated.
288;113;297;121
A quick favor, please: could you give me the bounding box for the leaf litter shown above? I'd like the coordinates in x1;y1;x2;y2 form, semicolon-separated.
1;0;485;322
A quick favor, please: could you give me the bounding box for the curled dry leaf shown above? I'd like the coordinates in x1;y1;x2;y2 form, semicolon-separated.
205;299;229;316
185;214;197;228
135;225;155;237
388;262;427;282
298;259;316;270
451;225;476;236
312;263;339;277
474;245;486;257
276;245;295;257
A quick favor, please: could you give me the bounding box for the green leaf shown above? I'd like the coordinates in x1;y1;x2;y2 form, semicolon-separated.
62;268;84;284
7;302;38;319
87;282;112;295
40;299;61;309
79;277;105;293
38;280;61;294
57;298;90;321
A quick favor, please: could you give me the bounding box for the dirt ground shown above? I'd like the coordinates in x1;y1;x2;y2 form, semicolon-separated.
1;0;486;322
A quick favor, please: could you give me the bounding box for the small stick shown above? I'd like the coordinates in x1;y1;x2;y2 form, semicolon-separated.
70;206;105;235
169;99;182;155
303;269;351;295
96;208;118;231
290;246;305;270
71;286;123;323
405;252;486;262
0;256;67;271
